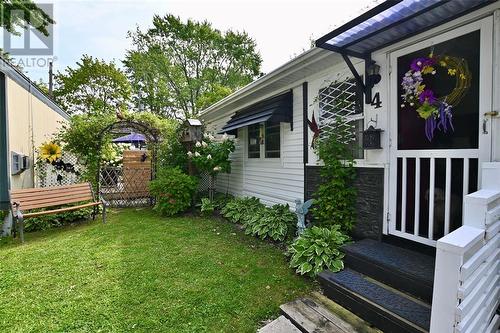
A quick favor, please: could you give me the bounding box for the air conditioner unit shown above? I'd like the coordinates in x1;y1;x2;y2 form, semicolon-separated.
11;152;29;175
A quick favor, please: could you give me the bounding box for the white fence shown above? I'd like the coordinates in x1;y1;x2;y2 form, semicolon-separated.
430;163;500;333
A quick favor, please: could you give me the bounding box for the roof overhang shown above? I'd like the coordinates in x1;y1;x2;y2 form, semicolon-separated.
315;0;495;104
315;0;495;58
0;57;69;120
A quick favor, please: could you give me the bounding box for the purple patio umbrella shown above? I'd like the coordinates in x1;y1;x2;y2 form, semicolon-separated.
112;132;146;144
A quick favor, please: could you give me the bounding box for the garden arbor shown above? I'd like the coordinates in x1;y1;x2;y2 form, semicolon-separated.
96;120;160;207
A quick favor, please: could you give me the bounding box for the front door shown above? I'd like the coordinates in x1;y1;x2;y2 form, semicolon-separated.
388;17;493;246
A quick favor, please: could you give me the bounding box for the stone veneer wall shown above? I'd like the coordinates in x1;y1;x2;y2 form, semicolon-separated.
305;166;384;240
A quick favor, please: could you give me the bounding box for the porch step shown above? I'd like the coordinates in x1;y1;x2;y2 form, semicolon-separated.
319;269;431;333
257;316;301;333
343;239;435;302
280;297;359;333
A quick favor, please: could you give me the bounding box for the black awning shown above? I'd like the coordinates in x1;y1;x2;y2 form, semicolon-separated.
220;91;293;134
315;0;494;58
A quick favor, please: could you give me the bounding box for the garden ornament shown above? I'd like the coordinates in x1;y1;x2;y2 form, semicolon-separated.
295;199;314;235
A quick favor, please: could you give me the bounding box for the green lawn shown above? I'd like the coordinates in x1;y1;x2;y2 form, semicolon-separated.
0;209;314;333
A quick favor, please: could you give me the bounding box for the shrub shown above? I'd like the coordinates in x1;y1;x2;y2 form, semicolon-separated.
288;225;349;277
149;167;198;216
189;133;235;176
220;197;264;223
245;204;296;242
24;207;93;232
55;113;115;184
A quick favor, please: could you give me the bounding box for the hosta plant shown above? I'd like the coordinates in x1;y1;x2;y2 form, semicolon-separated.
200;198;216;216
220;197;264;223
288;225;349;277
245;204;296;242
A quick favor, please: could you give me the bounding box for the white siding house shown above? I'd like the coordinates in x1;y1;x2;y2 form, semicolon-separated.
201;1;500;332
201;49;346;207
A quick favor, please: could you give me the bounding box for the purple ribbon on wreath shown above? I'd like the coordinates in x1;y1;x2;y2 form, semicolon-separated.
424;102;454;142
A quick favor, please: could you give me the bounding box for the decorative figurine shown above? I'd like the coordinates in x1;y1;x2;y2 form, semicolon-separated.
294;198;314;235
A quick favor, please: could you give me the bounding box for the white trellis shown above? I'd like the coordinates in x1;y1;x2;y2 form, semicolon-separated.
318;77;363;148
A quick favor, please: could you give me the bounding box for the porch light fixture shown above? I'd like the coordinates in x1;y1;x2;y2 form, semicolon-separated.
340;54;381;104
366;61;381;88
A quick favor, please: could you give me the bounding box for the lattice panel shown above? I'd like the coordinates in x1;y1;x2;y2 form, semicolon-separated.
99;150;153;207
36;153;83;188
318;78;361;145
198;172;210;192
100;166;153;207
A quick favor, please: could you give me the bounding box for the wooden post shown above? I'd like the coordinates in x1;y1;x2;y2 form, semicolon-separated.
186;142;195;176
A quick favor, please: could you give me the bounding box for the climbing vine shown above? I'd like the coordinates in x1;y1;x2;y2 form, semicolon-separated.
311;124;356;232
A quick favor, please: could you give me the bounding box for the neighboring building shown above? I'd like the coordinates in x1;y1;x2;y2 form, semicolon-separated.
201;1;500;332
0;57;69;211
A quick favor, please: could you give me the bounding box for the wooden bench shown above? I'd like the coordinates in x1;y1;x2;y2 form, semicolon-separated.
10;183;106;243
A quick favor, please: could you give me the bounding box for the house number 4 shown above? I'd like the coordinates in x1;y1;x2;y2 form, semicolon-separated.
371;92;382;109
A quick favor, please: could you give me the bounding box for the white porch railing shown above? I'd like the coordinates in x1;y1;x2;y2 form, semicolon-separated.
430;162;500;333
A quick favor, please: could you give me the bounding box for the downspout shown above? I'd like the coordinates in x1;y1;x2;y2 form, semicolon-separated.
0;73;11;236
0;74;8;210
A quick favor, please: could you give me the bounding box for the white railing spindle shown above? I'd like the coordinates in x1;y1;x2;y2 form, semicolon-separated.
429;157;435;240
444;157;452;235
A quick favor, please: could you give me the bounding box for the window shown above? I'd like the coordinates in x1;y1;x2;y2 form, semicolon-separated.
247;122;281;159
248;123;261;158
319;77;364;159
265;122;280;158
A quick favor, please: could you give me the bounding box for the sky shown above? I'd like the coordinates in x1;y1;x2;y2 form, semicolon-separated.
9;0;379;83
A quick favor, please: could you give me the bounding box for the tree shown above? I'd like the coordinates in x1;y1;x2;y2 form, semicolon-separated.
124;14;262;119
0;0;54;36
53;55;131;115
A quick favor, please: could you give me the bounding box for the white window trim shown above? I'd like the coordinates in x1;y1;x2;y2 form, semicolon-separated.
245;122;283;161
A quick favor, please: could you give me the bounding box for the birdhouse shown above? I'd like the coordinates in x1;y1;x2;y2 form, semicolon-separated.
362;125;383;150
181;119;203;143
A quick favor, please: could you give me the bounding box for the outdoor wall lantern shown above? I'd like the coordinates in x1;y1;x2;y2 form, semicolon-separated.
366;61;381;89
362;125;383;150
340;55;382;105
